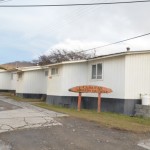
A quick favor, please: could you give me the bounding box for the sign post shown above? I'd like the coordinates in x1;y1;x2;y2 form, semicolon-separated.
77;92;82;111
97;93;101;113
69;85;112;113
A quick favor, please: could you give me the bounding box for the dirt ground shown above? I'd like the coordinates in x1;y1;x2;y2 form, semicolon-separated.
0;117;149;150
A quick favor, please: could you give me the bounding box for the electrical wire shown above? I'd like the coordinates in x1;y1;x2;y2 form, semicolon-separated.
77;32;150;53
38;32;150;58
42;0;105;36
0;0;12;3
0;0;150;7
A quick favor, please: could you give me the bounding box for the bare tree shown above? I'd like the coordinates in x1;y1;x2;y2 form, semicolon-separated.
33;49;94;65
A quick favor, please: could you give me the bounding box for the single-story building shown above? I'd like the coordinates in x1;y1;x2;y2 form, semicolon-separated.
0;69;17;93
46;50;150;115
16;66;48;99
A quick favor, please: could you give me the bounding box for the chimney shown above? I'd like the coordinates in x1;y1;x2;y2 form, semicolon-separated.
126;47;130;51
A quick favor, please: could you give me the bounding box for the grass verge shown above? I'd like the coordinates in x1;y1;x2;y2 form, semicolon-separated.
34;102;150;133
1;92;42;103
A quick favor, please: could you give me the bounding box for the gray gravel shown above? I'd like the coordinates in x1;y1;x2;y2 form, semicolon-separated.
0;117;149;150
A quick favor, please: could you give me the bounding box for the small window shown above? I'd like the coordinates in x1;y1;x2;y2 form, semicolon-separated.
11;74;13;80
91;63;102;79
45;70;49;76
92;65;96;79
51;68;58;75
18;73;22;79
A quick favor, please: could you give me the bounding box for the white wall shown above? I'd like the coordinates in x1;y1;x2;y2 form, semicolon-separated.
16;69;48;94
16;72;24;93
62;63;88;96
87;56;125;99
47;63;88;96
125;53;150;99
47;65;63;96
47;58;125;98
10;73;17;91
0;71;11;90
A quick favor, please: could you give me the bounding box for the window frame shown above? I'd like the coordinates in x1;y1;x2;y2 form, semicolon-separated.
51;67;58;76
44;70;49;76
91;63;103;80
11;74;13;80
17;72;23;80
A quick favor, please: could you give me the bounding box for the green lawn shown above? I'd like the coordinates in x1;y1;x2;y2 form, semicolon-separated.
34;102;150;133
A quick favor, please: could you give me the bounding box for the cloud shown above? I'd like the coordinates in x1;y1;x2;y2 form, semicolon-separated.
50;39;105;50
0;0;150;63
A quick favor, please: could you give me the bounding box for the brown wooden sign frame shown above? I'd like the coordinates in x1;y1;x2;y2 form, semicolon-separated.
69;85;112;112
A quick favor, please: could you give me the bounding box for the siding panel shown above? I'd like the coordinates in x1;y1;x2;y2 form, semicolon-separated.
47;63;88;96
87;56;125;99
47;65;63;96
16;69;47;94
125;53;150;99
0;72;11;90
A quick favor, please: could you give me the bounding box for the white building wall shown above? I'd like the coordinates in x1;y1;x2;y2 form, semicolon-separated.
16;72;24;93
87;56;125;99
47;65;63;96
125;53;150;99
16;69;48;94
47;63;88;96
61;63;88;96
0;71;11;90
10;73;17;91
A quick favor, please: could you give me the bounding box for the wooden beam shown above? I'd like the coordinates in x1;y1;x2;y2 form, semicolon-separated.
77;92;82;111
97;93;101;113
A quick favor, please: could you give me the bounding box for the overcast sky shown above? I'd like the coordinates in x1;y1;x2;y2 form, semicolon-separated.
0;0;150;63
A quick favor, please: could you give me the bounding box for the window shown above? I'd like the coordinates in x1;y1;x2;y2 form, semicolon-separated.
45;70;49;76
11;74;13;80
51;68;58;75
92;65;96;79
18;73;22;80
91;63;102;79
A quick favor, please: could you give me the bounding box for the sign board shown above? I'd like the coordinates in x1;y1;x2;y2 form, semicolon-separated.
69;85;112;93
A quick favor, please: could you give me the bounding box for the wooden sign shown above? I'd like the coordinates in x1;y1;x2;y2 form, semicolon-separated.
69;85;112;93
69;85;112;113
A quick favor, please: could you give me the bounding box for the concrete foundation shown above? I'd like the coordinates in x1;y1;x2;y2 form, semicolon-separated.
46;95;141;115
16;93;46;100
135;104;150;118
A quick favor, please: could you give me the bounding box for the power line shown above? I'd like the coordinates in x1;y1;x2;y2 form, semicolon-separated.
0;0;12;3
0;0;150;7
43;1;104;36
44;32;150;58
26;0;108;58
77;32;150;53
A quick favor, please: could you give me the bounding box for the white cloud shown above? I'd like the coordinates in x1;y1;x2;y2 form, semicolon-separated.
1;0;150;62
50;39;105;50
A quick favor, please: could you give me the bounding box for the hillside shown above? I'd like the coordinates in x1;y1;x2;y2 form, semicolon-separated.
0;61;35;70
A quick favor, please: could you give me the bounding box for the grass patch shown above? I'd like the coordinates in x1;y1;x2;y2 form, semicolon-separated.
34;102;150;133
1;92;42;103
9;95;41;102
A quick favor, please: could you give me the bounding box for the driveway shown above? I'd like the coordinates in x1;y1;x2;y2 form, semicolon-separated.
0;96;66;133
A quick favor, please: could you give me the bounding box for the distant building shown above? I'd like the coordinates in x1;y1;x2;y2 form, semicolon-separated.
1;61;35;70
